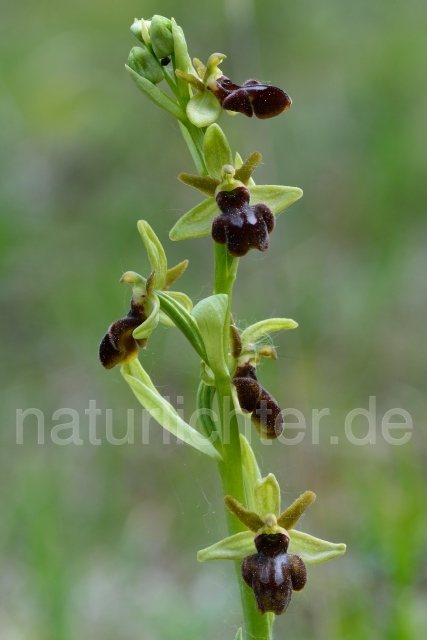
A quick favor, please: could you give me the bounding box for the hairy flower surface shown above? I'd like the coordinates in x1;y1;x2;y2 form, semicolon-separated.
198;474;346;615
210;76;292;119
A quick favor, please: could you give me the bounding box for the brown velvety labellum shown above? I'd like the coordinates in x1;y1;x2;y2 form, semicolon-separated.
99;301;147;369
211;76;291;119
241;533;307;615
212;186;275;257
251;388;284;440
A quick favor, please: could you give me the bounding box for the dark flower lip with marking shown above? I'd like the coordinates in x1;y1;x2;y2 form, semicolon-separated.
210;76;292;119
232;363;284;439
99;300;147;369
212;186;275;257
241;532;307;615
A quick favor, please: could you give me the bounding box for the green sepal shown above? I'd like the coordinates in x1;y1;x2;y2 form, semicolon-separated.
249;185;303;214
150;15;173;59
178;173;219;197
169;197;217;241
157;291;207;361
171;18;193;98
175;69;205;93
197;531;255;562
127;46;163;85
254;474;281;519
278;491;316;530
164;260;188;289
121;360;222;461
132;294;160;340
126;65;186;122
204;124;233;180
240;318;298;346
159;291;193;327
234;151;262;185
137;220;167;290
289;530;346;564
224;495;264;533
235;629;243;640
187;91;222;128
240;434;262;513
192;294;229;378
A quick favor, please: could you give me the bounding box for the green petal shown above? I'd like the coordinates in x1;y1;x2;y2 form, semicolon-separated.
178;173;219;197
159;291;193;327
240;434;262;513
187;91;222;128
235;152;255;186
121;363;222;461
164;259;189;289
169;197;217;241
277;491;316;530
234;151;262;185
197;531;255;562
249;185;303;214
192;294;229;378
224;495;264;533
240;318;298;347
132;294;160;340
126;65;186;121
137;221;167;290
254;474;281;519
289;530;346;564
204;124;233;180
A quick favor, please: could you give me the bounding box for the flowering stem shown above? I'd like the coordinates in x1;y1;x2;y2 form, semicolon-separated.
181;126;272;640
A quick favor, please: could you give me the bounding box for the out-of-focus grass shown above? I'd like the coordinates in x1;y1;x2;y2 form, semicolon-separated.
1;0;426;638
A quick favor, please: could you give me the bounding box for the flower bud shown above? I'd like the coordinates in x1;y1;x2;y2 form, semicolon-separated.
130;18;151;44
212;185;275;257
150;15;174;59
128;46;163;85
241;532;307;615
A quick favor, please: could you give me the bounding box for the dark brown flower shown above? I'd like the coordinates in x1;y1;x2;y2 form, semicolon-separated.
99;300;148;369
232;363;284;439
212;186;275;257
210;76;292;119
241;532;307;615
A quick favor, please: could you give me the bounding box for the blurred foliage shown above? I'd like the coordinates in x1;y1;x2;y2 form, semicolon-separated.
1;0;426;638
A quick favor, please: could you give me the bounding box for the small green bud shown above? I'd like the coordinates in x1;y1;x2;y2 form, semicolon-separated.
128;46;163;85
130;18;151;45
150;15;174;59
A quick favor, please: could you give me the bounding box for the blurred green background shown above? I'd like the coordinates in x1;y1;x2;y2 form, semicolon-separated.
1;0;426;638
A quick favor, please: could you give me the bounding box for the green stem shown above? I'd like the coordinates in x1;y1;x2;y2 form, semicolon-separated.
182;124;272;640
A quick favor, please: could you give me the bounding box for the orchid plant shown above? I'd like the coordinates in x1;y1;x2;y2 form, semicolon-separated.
100;14;346;640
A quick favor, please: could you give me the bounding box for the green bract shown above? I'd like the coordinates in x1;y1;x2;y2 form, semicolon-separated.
122;359;221;461
170;124;303;242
